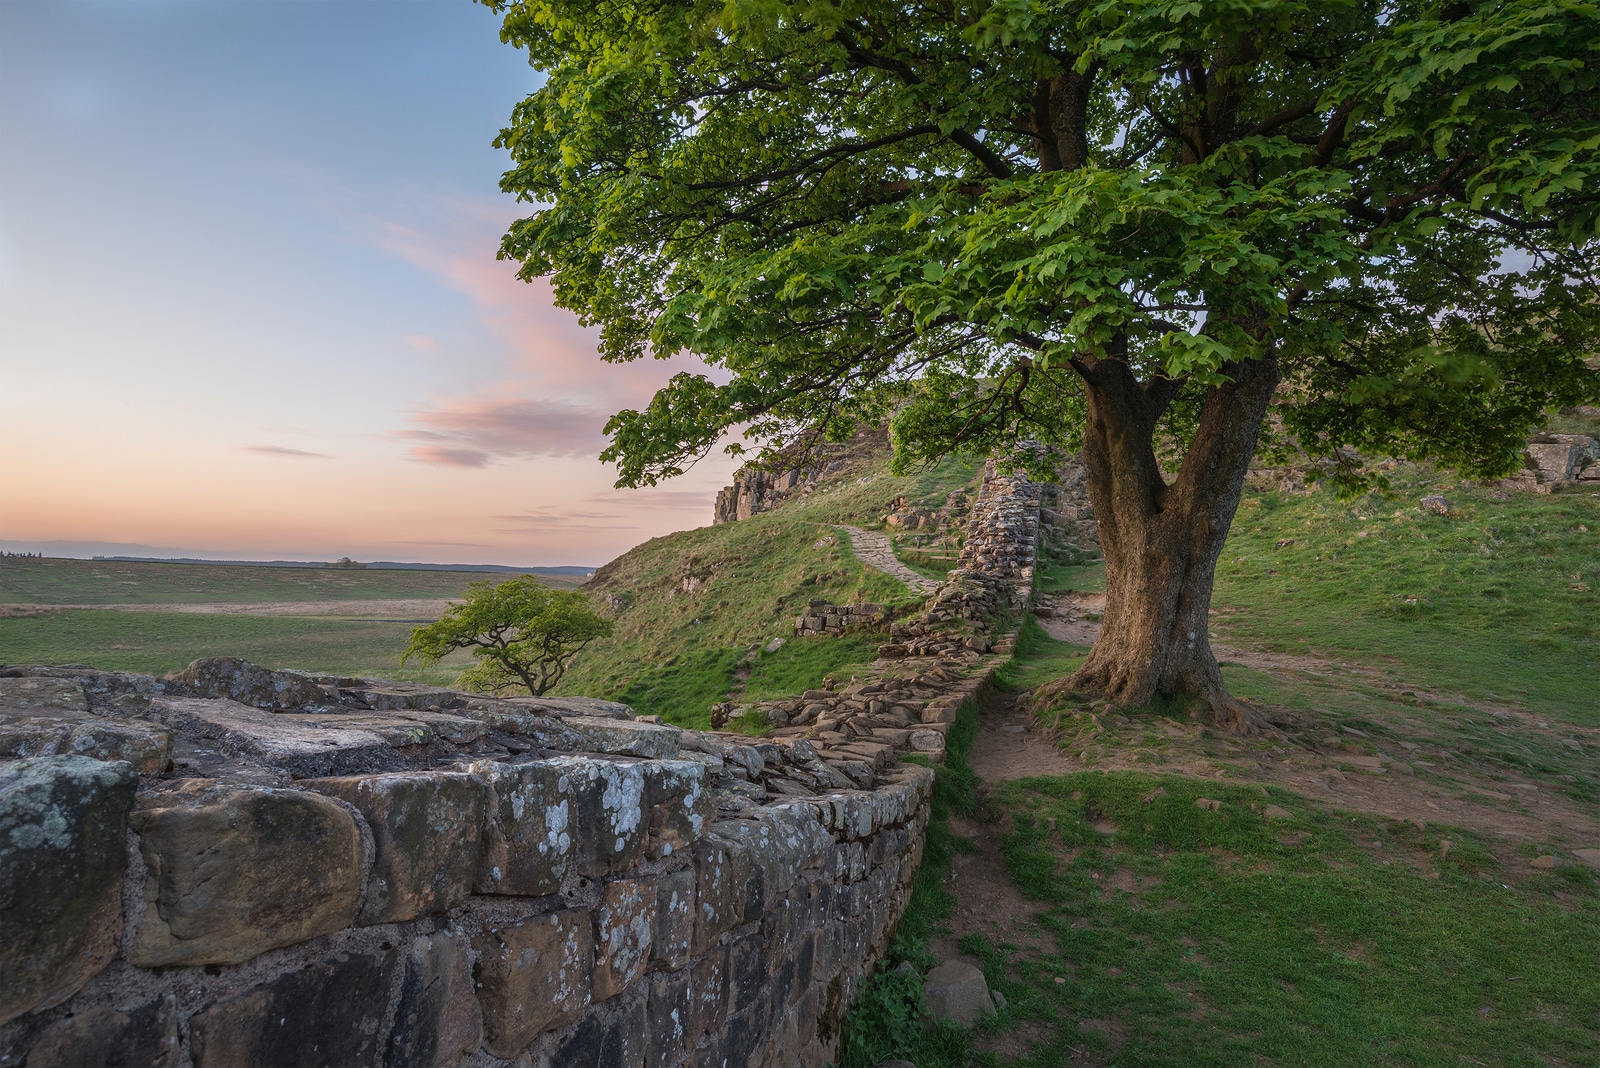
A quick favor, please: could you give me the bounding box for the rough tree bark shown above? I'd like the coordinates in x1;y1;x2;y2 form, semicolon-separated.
1044;350;1281;731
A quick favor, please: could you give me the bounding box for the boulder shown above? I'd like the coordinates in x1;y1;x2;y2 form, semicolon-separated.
129;780;363;966
305;771;486;924
0;677;88;713
922;959;996;1028
0;756;138;1025
172;657;326;709
0;700;173;775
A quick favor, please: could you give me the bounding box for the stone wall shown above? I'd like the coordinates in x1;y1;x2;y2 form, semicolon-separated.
1507;432;1600;491
0;662;933;1068
792;602;889;637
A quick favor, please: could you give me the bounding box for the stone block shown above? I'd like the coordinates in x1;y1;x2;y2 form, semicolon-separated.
646;971;692;1068
923;959;996;1027
469;759;575;896
0;756;137;1025
500;694;636;720
174;657;326;709
692;839;743;953
386;930;482;1068
187;949;396;1068
0;689;173;775
22;995;179;1068
145;698;402;778
357;683;462;711
594;878;655;1001
598;989;649;1068
562;716;681;758
651;867;696;970
641;760;712;860
307;772;484;924
129;780;362;967
550;757;647;879
688;946;729;1040
473;908;593;1058
279;710;485;748
729;930;766;1012
725;988;774;1064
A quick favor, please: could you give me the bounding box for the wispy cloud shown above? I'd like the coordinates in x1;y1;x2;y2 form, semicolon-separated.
399;396;611;466
238;444;329;458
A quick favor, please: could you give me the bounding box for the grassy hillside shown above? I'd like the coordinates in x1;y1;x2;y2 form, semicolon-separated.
552;446;987;725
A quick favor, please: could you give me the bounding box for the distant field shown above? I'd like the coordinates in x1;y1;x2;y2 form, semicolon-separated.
0;557;558;683
0;556;582;606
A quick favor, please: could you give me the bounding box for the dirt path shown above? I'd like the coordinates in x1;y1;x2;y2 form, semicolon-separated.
836;525;941;595
3;599;453;620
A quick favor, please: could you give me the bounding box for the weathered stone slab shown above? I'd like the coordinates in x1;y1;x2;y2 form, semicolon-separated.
501;695;636;721
306;771;485;924
385;930;482;1068
550;757;647;879
474;909;594;1058
145;697;403;777
187;950;396;1068
0;709;173;775
0;678;87;713
594;877;654;1001
468;759;574;896
22;995;179;1068
563;716;681;759
0;756;137;1025
453;702;587;749
129;780;362;967
174;657;327;709
356;683;462;711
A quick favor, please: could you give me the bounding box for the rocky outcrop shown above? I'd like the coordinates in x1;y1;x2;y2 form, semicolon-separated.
0;660;933;1068
711;425;890;524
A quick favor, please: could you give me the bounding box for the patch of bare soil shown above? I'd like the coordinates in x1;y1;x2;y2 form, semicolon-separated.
936;811;1049;969
1035;592;1105;646
13;599;454;620
967;692;1076;782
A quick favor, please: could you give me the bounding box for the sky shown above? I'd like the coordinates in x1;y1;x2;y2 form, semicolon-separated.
0;0;742;567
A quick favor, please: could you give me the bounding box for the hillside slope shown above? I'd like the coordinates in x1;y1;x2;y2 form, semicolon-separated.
553;440;986;724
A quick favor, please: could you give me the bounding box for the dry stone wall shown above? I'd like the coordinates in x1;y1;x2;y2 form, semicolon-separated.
0;662;934;1068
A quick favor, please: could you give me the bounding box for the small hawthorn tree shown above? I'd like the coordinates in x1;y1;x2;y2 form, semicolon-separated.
402;577;612;697
482;0;1599;729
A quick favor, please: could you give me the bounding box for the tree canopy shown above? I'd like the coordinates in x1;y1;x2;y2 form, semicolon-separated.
401;578;612;697
488;0;1598;486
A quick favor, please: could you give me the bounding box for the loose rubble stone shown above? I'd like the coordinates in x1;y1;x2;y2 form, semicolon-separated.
474;909;594;1058
923;959;996;1027
174;657;327;710
187;950;396;1068
306;771;485;924
129;780;362;967
386;930;482;1068
0;756;137;1025
22;996;179;1068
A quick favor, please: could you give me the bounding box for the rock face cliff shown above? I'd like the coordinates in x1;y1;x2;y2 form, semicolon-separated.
712;426;891;524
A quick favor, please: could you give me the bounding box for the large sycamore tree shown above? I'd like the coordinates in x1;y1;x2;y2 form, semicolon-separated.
484;0;1599;729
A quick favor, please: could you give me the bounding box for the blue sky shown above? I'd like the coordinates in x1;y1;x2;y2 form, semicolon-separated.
0;0;739;565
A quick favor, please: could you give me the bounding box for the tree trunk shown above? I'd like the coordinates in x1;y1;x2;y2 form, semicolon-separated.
1063;352;1280;731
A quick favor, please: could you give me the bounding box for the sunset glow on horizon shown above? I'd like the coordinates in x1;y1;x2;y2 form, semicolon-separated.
0;0;741;567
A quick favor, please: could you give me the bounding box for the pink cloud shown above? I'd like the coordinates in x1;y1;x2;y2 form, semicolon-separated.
238;444;329;458
400;396;611;466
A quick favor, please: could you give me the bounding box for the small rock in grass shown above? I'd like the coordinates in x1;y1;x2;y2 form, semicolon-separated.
1531;855;1562;869
1263;804;1293;820
922;959;995;1028
1140;788;1166;805
1195;798;1222;811
1573;848;1600;870
1053;977;1067;986
1420;495;1450;515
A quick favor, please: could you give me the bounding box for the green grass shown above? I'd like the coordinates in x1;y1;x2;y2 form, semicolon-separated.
740;634;883;702
1211;466;1600;723
968;771;1600;1067
996;615;1091;693
0;609;469;683
0;556;578;605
